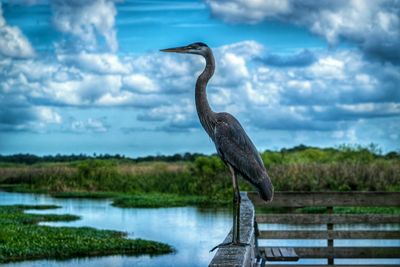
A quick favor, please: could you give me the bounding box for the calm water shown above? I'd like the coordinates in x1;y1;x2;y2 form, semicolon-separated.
0;191;231;267
1;191;399;266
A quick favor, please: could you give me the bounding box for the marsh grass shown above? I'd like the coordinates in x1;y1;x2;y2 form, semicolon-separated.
0;205;173;263
112;193;229;208
1;146;399;207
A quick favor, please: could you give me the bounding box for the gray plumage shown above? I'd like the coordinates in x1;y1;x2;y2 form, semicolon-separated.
191;42;274;201
161;42;273;248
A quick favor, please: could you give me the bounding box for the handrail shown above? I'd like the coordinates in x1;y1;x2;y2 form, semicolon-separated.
208;191;400;267
209;192;256;267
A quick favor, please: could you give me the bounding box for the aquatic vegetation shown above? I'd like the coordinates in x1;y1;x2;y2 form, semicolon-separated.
0;205;173;263
111;193;229;208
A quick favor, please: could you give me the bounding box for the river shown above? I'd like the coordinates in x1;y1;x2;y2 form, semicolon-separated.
1;191;399;266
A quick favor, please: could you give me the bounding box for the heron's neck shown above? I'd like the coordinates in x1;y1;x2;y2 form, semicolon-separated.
196;51;216;138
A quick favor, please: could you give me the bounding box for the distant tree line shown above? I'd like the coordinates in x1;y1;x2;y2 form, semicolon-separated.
0;152;207;165
0;144;398;165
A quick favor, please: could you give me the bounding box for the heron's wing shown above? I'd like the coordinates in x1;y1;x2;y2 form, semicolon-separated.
214;113;265;185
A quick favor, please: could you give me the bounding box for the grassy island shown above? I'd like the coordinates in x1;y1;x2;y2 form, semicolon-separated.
0;205;173;263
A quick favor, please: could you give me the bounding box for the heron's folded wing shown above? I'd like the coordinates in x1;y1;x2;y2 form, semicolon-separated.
214;115;265;184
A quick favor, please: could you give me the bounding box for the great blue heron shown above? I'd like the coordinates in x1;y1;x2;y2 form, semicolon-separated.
161;42;274;251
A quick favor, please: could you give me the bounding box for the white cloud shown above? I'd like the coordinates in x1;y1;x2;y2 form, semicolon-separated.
1;39;399;139
0;105;61;132
45;73;122;105
309;56;345;79
205;0;400;63
57;52;130;74
51;0;118;52
37;107;62;124
71;117;108;133
0;3;35;58
123;74;159;93
205;0;290;24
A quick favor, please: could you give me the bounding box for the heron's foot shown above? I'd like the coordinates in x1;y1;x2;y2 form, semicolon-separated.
210;241;250;252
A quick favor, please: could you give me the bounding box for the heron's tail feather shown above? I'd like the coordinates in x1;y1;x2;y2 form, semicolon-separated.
258;174;274;202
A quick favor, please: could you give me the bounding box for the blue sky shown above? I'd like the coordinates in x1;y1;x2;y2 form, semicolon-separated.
0;0;399;156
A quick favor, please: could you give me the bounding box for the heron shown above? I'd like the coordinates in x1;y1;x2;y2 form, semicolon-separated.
160;42;274;251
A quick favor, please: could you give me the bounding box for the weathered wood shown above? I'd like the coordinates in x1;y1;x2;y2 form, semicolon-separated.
248;191;400;207
258;246;400;258
209;192;255;267
251;192;400;266
256;214;400;224
211;192;400;266
272;248;281;257
263;247;299;261
259;230;400;239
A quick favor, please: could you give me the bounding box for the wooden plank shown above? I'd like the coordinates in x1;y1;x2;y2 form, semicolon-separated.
248;191;400;207
272;247;281;257
259;247;400;258
259;230;400;239
256;214;400;224
265;248;274;259
279;247;299;261
263;247;299;261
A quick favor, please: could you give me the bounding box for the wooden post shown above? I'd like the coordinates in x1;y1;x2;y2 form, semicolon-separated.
327;206;334;265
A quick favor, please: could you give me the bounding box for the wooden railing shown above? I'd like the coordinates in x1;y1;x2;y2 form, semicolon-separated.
209;191;400;267
209;192;256;267
250;191;400;267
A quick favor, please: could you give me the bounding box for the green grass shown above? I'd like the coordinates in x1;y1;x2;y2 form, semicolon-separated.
50;191;119;199
112;193;229;208
0;185;228;208
0;145;398;208
0;184;47;194
0;205;174;263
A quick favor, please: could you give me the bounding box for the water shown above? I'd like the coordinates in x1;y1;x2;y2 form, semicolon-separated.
0;191;231;267
1;191;399;266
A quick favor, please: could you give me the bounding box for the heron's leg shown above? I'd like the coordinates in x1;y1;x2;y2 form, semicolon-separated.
210;165;249;252
230;165;241;244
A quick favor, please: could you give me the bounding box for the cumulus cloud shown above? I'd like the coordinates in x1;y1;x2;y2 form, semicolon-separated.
57;52;130;74
70;117;109;133
51;0;118;52
0;105;61;132
205;0;400;64
129;41;398;137
137;99;200;132
1;39;399;142
123;74;159;93
0;3;35;58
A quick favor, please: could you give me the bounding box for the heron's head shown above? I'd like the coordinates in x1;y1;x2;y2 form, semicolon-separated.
160;42;209;56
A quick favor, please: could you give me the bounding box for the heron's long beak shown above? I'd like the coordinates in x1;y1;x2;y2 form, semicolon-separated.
160;45;188;53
